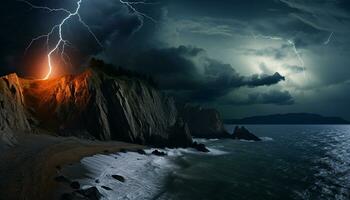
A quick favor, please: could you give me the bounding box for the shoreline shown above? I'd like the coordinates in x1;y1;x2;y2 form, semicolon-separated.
0;133;143;200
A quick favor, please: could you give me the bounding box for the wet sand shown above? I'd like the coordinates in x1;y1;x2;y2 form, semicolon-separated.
0;133;142;200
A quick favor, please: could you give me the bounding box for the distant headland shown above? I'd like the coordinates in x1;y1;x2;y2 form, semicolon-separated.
225;113;350;125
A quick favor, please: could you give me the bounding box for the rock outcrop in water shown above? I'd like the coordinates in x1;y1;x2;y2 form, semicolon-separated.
0;63;197;147
231;126;261;141
179;104;230;139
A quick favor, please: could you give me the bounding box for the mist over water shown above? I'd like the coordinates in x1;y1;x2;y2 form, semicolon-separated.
74;125;350;200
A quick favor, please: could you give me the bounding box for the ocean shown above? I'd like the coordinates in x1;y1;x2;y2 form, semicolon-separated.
67;125;350;200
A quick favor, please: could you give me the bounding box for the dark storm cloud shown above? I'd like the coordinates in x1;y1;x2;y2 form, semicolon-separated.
242;47;288;60
2;0;349;119
250;90;294;105
0;0;149;76
246;72;285;87
163;0;337;55
128;45;204;90
170;18;247;37
224;90;294;106
164;0;296;20
280;0;350;33
130;45;285;102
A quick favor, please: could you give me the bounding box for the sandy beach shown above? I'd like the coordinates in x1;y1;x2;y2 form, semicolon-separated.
0;133;142;200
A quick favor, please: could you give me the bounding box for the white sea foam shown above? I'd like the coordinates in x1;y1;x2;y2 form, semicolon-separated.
260;137;274;141
238;139;255;142
75;146;227;200
77;151;177;200
206;147;229;155
237;137;273;142
147;147;228;156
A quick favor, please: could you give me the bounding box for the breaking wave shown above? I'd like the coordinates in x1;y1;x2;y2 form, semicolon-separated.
74;146;228;200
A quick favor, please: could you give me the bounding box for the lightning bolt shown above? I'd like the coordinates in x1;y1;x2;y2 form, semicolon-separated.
20;0;156;80
324;32;334;45
118;0;158;36
20;0;103;80
251;33;306;79
119;0;157;23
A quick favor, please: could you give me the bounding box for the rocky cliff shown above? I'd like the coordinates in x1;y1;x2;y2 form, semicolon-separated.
0;63;231;147
179;104;230;138
0;68;192;147
0;74;31;131
0;74;31;146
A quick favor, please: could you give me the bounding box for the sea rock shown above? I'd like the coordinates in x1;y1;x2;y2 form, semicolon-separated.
179;104;230;139
111;175;125;182
151;150;167;156
191;142;210;152
231;126;261;141
136;149;146;155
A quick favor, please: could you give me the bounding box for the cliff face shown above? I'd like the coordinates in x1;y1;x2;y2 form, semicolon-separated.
180;105;230;139
0;74;31;131
0;74;31;146
0;66;229;146
93;75;192;147
0;69;192;147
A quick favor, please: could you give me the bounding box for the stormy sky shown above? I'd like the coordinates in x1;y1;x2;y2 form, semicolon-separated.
1;0;350;120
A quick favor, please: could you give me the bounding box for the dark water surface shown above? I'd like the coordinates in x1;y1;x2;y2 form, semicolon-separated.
158;125;350;200
76;125;350;200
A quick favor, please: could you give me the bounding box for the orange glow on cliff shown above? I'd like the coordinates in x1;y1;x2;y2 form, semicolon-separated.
20;70;93;128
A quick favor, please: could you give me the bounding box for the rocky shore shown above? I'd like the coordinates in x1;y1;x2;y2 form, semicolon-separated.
0;60;230;199
1;60;232;148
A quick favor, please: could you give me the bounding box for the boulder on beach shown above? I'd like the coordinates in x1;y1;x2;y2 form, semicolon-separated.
101;186;112;191
61;186;103;200
231;126;261;141
112;175;125;182
76;186;103;200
